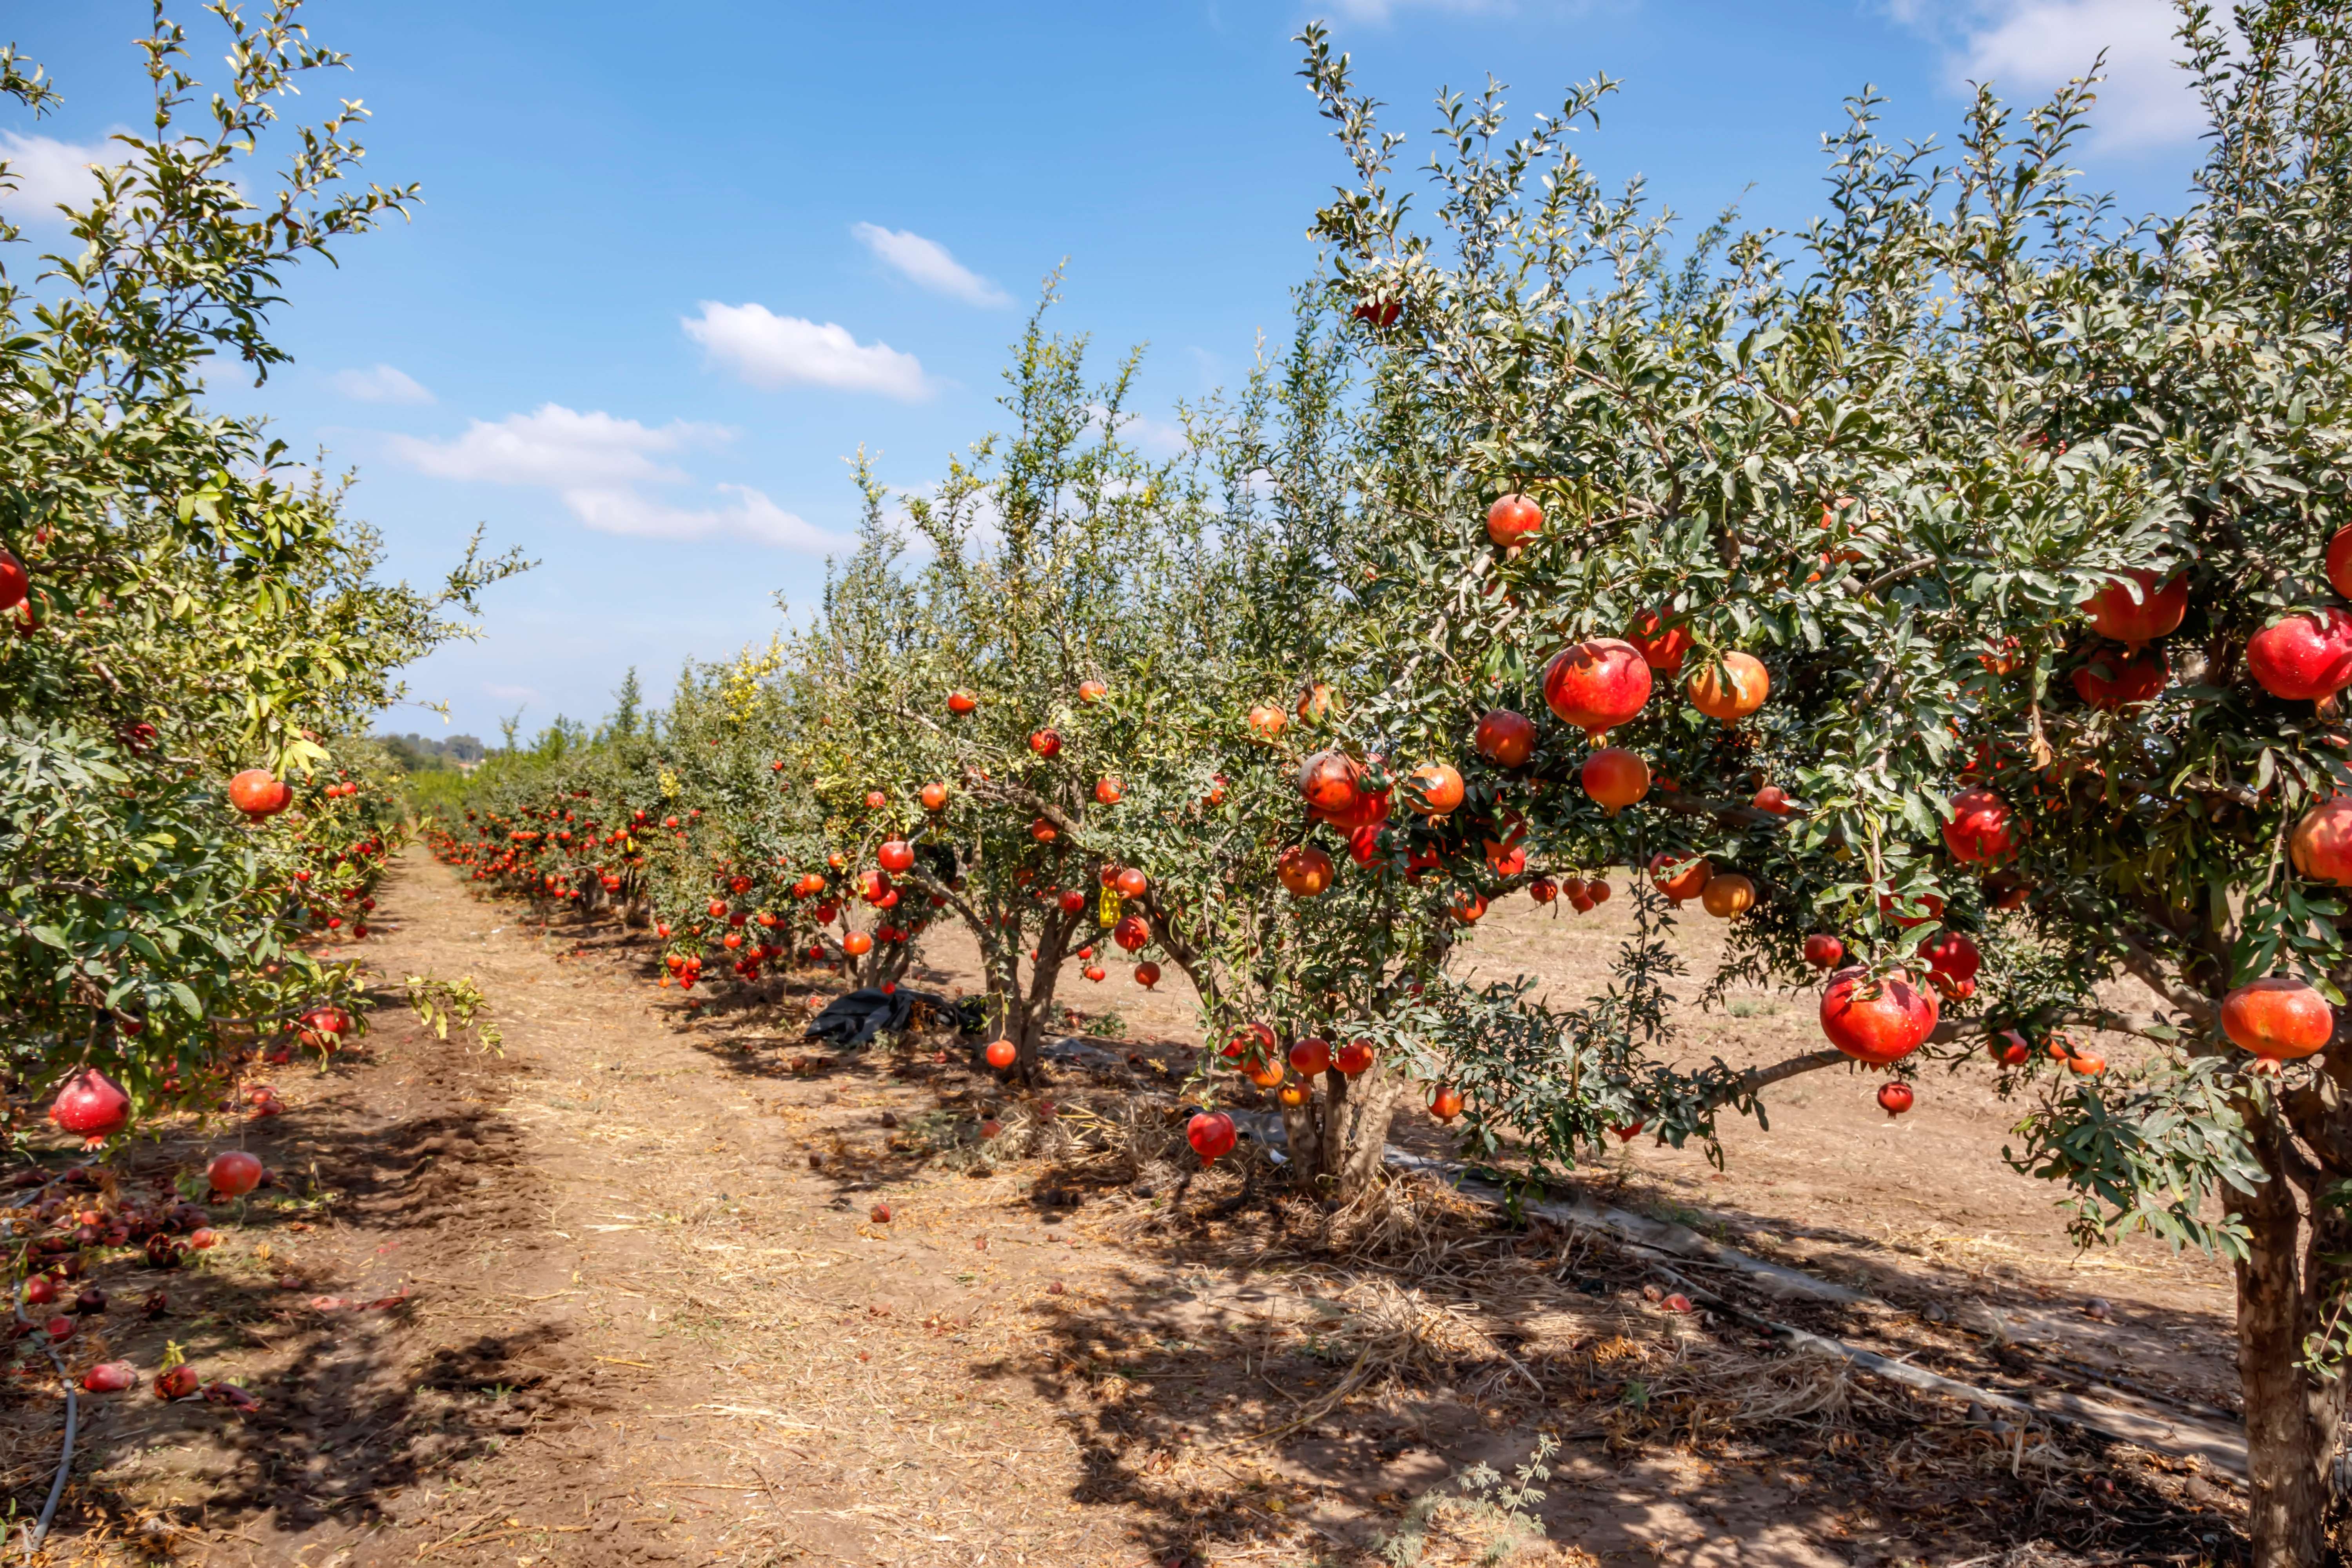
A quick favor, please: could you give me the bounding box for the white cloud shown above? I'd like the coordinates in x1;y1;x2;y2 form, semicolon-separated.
850;222;1012;307
681;301;929;400
1085;403;1191;459
1893;0;2203;150
484;682;539;705
0;130;116;221
1318;0;1507;18
389;403;842;551
330;363;435;405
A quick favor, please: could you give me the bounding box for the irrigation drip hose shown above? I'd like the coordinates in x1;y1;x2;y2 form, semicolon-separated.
10;1290;79;1561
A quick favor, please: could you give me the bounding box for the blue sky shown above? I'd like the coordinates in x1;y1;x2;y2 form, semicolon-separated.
5;0;2206;740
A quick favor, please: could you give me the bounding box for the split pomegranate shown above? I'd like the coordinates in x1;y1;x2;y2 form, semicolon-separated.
1277;844;1337;897
1029;728;1063;758
1290;1036;1332;1076
1187;1112;1238;1162
985;1040;1016;1069
207;1149;263;1197
878;840;915;874
1580;747;1650;816
1819;967;1939;1064
1429;1085;1464;1122
155;1365;200;1400
1803;933;1845;969
1297;750;1363;814
1474;708;1537;768
1648;853;1712;906
2221;976;2336;1061
1485;493;1542;548
227;769;292;820
1541;638;1652;740
49;1069;130;1142
2081;568;2187;648
2292;795;2352;886
1408;762;1465;815
1687;652;1769;724
1626;610;1692;674
1877;1082;1914;1118
1943;786;2020;864
2247;608;2352;704
1700;873;1756;919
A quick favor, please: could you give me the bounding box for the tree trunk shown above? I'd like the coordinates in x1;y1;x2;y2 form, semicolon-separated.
2235;1111;2345;1568
1326;1069;1403;1201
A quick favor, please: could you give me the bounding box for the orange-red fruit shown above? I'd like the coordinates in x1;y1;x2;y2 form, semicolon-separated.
1247;704;1289;740
1580;747;1650;816
1029;728;1063;758
1989;1030;2032;1067
1486;493;1543;548
2080;568;2187;648
1115;867;1148;899
1409;762;1465;815
2291;795;2352;887
1626;610;1692;674
1277;844;1337;898
1084;965;1106;982
1700;873;1756;919
50;1069;130;1140
228;769;292;820
1752;786;1793;815
1133;962;1160;989
2071;644;2170;711
878;839;915;873
1187;1112;1238;1163
1450;889;1488;924
1078;679;1108;703
1290;1036;1332;1076
2221;976;2335;1061
1528;876;1557;904
1278;1080;1312;1108
1297;750;1363;814
864;790;887;810
1113;914;1150;951
82;1361;137;1394
1542;638;1653;740
843;932;873;956
1687;652;1770;724
1095;777;1124;806
1878;889;1945;930
985;1039;1016;1069
0;548;25;611
1429;1085;1465;1122
1803;933;1844;969
1058;888;1087;915
1877;1082;1914;1118
1648;853;1712;906
2247;609;2352;704
920;782;949;811
1944;786;2020;864
1918;929;1982;984
1474;709;1537;768
1334;1038;1374;1074
1297;682;1334;722
208;1150;263;1198
947;690;978;715
1030;817;1058;843
2330;525;2352;602
1819;967;1939;1064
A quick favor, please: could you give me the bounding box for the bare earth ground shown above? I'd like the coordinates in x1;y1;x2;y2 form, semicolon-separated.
2;853;2250;1567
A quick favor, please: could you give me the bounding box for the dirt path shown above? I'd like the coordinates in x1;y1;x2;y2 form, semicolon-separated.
12;851;2249;1567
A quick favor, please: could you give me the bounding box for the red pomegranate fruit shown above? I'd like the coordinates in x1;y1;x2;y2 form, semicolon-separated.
1187;1112;1238;1163
1485;494;1543;549
81;1361;138;1394
2081;568;2187;649
0;547;26;611
1819;967;1939;1065
947;690;977;715
1688;652;1770;724
1625;610;1692;674
1276;844;1336;898
1648;853;1712;906
1297;750;1363;814
1917;930;1982;984
2070;645;2170;711
1113;915;1150;951
1542;639;1652;740
1290;1036;1332;1076
1877;1082;1915;1118
1943;786;2020;864
1474;709;1537;768
1408;762;1465;815
2292;795;2352;887
2221;976;2335;1061
49;1069;130;1142
1803;934;1844;969
1580;747;1650;816
1029;728;1063;758
2247;608;2352;705
207;1150;263;1198
1989;1030;2032;1067
1134;962;1160;989
1334;1038;1375;1075
227;769;292;820
1429;1085;1464;1122
2330;526;2352;601
984;1040;1016;1069
878;840;915;874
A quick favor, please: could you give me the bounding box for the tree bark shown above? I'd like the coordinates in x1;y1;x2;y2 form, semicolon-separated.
2234;1107;2345;1568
